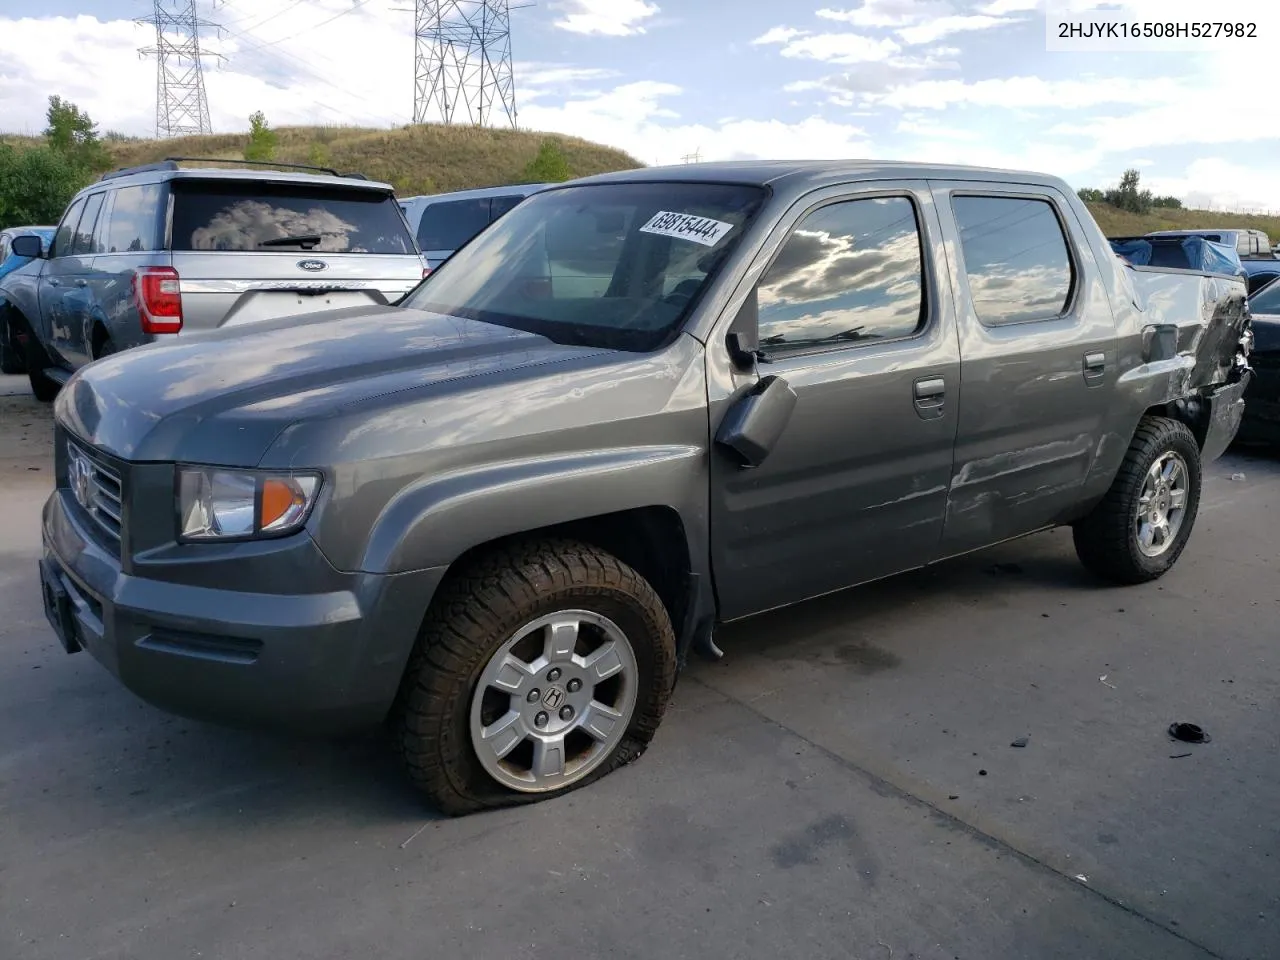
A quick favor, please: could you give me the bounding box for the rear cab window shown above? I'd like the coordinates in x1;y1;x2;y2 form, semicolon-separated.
169;180;415;254
951;195;1075;326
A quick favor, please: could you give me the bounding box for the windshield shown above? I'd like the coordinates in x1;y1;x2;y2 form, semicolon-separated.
401;181;768;352
1251;277;1280;314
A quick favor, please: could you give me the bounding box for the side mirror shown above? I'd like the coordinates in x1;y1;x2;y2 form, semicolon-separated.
11;234;44;259
715;375;798;468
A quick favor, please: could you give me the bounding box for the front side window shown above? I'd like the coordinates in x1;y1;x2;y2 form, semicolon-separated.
70;193;105;256
170;181;414;253
103;184;163;254
52;198;86;259
952;195;1074;326
756;196;926;352
403;181;767;352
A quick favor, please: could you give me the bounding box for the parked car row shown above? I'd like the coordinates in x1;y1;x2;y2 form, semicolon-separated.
31;158;1255;815
0;160;548;401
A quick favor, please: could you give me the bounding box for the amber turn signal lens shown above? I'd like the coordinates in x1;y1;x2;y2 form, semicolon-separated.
260;477;309;531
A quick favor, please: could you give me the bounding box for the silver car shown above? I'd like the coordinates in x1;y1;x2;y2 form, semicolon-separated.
0;158;426;400
399;182;550;270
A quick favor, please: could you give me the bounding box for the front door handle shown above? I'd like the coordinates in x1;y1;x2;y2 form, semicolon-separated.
1083;352;1106;385
48;278;60;287
75;279;88;288
913;376;946;420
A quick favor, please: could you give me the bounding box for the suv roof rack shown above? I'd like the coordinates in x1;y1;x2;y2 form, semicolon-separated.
98;157;373;182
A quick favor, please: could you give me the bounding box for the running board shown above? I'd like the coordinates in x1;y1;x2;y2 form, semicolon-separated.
44;367;71;385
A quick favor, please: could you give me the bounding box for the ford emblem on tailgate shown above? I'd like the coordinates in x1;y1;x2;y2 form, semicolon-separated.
297;259;328;272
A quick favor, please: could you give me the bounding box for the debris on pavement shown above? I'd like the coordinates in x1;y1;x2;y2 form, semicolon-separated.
1168;722;1211;744
1170;753;1193;759
978;769;988;776
1074;874;1089;883
1231;472;1246;481
1010;737;1029;748
1100;675;1117;689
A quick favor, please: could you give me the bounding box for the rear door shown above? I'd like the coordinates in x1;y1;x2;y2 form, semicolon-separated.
167;179;424;331
930;181;1119;554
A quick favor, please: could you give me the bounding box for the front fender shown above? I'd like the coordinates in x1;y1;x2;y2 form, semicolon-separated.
358;444;706;574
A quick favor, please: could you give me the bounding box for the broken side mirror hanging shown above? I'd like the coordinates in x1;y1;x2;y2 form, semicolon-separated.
715;375;798;468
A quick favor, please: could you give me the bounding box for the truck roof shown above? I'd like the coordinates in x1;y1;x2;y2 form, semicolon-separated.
565;159;1072;196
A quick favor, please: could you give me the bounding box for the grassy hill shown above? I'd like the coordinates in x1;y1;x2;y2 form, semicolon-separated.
1083;202;1280;241
2;124;643;197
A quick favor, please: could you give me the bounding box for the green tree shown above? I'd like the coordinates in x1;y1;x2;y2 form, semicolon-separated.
521;139;572;183
306;140;331;169
43;95;110;173
1103;168;1154;215
0;142;84;229
1151;195;1183;209
1077;187;1104;203
244;111;277;162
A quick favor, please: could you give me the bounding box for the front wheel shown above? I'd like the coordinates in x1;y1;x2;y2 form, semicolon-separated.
1073;415;1202;584
397;539;678;815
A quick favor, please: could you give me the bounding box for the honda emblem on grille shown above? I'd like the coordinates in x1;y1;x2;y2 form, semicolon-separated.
68;447;93;511
297;259;328;272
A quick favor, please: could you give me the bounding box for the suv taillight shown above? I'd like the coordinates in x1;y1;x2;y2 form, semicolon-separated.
132;266;183;334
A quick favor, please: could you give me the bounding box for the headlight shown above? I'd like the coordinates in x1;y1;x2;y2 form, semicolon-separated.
178;468;321;541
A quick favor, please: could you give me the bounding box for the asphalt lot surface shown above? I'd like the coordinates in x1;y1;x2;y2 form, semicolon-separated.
2;370;1277;960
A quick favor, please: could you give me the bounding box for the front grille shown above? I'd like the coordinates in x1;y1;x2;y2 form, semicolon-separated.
67;440;124;553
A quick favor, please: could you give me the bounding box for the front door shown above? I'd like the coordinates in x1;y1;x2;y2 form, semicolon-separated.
929;182;1119;554
39;196;90;367
708;183;961;621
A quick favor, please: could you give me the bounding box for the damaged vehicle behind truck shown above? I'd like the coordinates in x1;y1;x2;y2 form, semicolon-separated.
38;161;1252;814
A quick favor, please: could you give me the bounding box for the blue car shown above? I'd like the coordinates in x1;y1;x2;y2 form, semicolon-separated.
0;226;55;374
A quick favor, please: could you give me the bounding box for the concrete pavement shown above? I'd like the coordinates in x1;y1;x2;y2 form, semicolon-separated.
2;373;1276;960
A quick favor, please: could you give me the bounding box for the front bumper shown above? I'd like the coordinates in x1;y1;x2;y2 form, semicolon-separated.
40;488;445;733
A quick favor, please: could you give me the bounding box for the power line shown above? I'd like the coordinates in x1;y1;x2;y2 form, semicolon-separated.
259;0;377;46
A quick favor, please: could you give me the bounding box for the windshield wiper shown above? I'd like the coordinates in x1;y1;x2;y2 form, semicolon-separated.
259;234;324;249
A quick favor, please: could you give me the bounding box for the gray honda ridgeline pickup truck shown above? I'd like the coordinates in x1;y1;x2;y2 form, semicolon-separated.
40;161;1253;814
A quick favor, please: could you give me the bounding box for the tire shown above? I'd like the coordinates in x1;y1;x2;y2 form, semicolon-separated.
0;337;23;375
24;346;60;403
1072;415;1202;584
397;538;677;816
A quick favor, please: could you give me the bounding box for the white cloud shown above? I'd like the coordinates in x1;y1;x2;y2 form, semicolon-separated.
775;32;903;64
816;1;949;27
897;15;1016;45
1138;159;1280;213
866;75;1172;110
518;81;872;166
752;25;806;45
551;0;659;36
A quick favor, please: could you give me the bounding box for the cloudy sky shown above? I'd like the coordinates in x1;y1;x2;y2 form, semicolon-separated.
1;0;1277;209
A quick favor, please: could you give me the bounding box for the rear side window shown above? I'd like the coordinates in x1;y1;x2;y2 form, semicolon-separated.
416;198;491;251
170;181;415;254
103;184;163;253
756;196;926;351
952;195;1074;326
490;194;528;220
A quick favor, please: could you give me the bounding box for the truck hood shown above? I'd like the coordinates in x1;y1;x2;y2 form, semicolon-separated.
55;304;612;464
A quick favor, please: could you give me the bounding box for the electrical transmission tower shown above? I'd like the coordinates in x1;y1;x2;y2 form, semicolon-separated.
138;1;219;138
414;1;518;128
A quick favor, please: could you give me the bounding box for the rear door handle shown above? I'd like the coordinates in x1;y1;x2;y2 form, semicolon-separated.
75;279;88;288
48;278;60;287
1083;352;1106;385
913;376;946;420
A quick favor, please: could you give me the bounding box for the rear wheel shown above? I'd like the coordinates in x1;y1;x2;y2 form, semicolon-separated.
397;539;677;815
1073;415;1202;584
22;337;59;403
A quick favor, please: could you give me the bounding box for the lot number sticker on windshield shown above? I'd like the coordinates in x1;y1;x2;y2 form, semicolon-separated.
639;211;735;247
